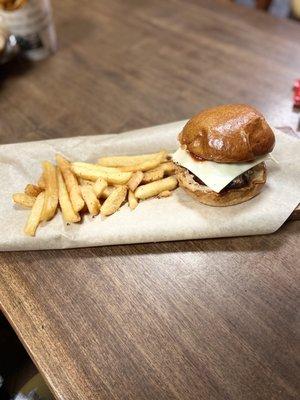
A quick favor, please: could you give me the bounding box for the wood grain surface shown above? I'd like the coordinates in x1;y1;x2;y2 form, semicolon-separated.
279;127;300;220
0;1;300;399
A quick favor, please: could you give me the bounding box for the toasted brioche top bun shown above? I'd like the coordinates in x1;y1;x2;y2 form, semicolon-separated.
179;104;275;163
176;162;266;207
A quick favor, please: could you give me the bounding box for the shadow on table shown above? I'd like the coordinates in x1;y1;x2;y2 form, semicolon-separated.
0;57;33;84
2;220;298;266
56;16;98;50
7;220;299;264
85;221;295;258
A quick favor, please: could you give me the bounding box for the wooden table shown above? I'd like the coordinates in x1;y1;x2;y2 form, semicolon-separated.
1;1;299;399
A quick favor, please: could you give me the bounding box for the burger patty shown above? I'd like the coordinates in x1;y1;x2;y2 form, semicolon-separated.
193;168;254;192
225;171;250;190
176;162;267;207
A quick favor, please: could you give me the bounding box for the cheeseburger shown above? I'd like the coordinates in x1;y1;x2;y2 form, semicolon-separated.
173;104;275;206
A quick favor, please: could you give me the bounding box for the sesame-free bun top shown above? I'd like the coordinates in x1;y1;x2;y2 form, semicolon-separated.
179;104;275;163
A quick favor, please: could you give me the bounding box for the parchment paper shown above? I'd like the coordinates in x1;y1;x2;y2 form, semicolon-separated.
1;121;300;251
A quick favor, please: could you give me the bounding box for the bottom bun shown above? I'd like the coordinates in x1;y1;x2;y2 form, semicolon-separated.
176;162;266;207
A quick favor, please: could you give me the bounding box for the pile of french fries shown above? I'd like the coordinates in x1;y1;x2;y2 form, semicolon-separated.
12;150;178;236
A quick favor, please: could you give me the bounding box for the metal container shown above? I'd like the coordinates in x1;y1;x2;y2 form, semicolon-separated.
0;26;19;64
0;0;57;61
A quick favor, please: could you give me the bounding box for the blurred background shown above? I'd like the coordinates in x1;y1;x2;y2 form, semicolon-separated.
0;1;300;399
1;0;300;141
237;0;299;18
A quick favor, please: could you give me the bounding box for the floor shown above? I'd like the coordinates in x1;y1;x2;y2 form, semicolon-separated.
0;314;53;399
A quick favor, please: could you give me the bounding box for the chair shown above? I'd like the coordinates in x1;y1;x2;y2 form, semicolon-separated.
256;0;273;9
230;0;273;10
231;0;300;19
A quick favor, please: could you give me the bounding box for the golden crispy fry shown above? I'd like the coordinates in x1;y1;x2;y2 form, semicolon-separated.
101;186;127;216
78;178;93;186
73;162;122;173
127;171;144;192
142;161;176;183
72;162;132;185
80;185;101;216
93;177;108;198
160;161;176;175
41;161;59;221
24;184;43;197
119;159;159;173
69;187;85;213
13;193;36;208
24;192;45;236
57;168;81;223
15;149;177;237
142;168;164;183
119;152;166;173
37;174;46;189
101;187;114;199
98;150;167;167
128;190;138;210
56;154;85;213
135;176;178;200
158;190;172;198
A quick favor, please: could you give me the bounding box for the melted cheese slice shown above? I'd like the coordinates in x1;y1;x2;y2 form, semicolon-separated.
172;148;269;193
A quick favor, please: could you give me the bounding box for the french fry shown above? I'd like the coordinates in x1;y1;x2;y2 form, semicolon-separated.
142;161;176;183
14;149;177;237
127;171;144;192
72;163;132;185
37;174;45;189
24;192;45;236
101;186;127;216
142;168;164;183
24;184;43;197
160;161;176;175
93;177;108;198
56;154;85;213
41;161;59;221
73;162;122;173
135;176;178;200
80;185;101;216
101;186;114;199
78;178;93;186
119;152;166;172
98;150;167;167
13;193;36;208
128;190;138;210
57;168;80;223
158;190;171;198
